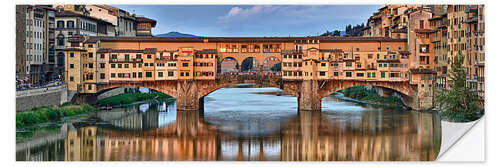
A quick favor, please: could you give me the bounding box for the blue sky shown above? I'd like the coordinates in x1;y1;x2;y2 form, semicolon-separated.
114;5;382;37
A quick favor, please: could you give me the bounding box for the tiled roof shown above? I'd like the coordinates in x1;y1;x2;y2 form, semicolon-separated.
58;48;87;51
136;16;157;27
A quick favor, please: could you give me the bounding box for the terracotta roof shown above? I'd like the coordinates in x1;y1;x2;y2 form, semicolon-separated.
410;68;436;74
136;16;157;27
68;37;85;42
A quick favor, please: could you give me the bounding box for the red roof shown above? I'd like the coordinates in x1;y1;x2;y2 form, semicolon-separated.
136;16;157;27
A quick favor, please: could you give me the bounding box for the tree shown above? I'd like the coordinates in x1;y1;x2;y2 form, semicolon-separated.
435;52;483;122
333;30;341;36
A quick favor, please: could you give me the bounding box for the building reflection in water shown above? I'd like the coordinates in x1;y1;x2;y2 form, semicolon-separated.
17;96;441;161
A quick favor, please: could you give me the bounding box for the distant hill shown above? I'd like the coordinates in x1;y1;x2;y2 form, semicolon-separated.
155;31;200;37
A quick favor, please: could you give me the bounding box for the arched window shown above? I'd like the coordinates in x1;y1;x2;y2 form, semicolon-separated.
56;21;64;28
57;34;64;46
67;21;75;28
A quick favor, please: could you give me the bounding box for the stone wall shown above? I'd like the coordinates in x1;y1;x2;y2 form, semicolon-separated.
16;85;68;111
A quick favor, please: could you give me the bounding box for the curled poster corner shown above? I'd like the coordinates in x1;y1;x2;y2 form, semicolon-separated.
437;117;484;161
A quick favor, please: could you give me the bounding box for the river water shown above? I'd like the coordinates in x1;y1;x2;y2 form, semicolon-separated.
16;86;441;161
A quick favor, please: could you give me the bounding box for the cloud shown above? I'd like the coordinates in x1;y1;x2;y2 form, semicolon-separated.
218;5;281;22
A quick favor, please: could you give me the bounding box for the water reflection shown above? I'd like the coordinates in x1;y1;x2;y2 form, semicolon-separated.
16;87;441;161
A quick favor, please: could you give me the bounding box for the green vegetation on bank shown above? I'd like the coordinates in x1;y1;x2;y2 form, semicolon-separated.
435;52;484;122
16;104;97;128
339;86;404;106
97;92;173;106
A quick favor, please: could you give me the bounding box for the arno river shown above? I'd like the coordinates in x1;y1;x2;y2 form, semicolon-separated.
16;85;441;161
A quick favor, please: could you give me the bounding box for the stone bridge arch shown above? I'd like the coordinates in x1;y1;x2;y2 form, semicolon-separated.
96;81;178;98
317;80;418;108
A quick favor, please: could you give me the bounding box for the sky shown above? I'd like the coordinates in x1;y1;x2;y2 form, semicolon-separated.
114;5;382;37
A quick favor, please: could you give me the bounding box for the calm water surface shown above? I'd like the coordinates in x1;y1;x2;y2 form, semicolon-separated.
16;86;441;161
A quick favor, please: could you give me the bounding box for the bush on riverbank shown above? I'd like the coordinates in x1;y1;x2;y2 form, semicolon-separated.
16;104;97;128
340;86;404;105
97;92;172;106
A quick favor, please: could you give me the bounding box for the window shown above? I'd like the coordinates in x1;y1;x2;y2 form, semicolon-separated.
168;71;174;76
367;72;371;78
132;72;136;78
124;64;129;68
88;63;93;68
356;73;364;77
111;73;116;78
346;62;352;67
182;63;189;67
428;75;432;80
384;64;387;67
70;53;74;57
70;76;74;81
111;64;116;68
146;72;152;77
144;63;148;66
379;63;382;67
381;72;386;78
111;54;117;59
147;54;152;59
321;63;326;67
124;54;129;61
56;21;64;28
346;72;352;77
118;64;122;68
333;72;339;76
100;63;105;68
421;75;425;80
100;54;105;59
149;63;153;66
88;84;92;90
138;72;142;78
319;72;326;76
372;72;376;78
100;73;105;79
136;54;141;59
180;72;184;76
158;72;163;77
186;72;190;76
67;21;74;28
70;64;74;68
420;20;424;29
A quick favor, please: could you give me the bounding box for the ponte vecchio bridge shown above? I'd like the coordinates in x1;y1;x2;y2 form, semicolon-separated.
64;36;435;111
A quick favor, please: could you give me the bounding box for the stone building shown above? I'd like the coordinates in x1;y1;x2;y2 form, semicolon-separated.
16;5;56;85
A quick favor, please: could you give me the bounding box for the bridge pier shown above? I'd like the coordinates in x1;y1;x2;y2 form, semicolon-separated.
176;80;200;111
298;80;321;111
71;93;98;105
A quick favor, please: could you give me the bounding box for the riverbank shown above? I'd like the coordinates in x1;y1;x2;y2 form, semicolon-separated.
16;104;98;129
97;92;173;106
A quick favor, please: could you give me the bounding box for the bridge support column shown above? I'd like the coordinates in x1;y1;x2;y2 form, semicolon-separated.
71;93;98;105
298;80;321;111
404;84;434;110
176;80;200;111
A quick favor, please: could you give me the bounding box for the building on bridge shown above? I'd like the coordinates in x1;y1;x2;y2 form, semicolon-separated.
64;35;436;111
